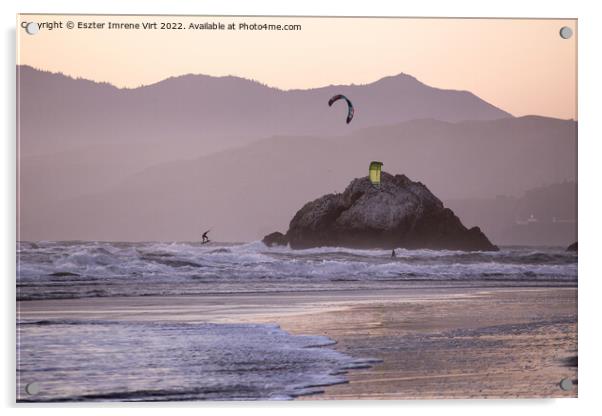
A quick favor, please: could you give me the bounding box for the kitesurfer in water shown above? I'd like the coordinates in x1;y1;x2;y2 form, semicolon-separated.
391;249;396;258
202;230;210;244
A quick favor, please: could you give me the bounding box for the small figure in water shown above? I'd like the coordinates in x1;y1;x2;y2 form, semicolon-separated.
391;249;396;258
202;229;210;244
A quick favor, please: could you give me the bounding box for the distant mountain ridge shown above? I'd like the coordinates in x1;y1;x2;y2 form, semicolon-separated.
18;65;576;244
446;181;577;246
19;116;576;242
17;65;512;160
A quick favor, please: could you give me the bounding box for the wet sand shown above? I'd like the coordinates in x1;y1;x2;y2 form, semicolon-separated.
18;286;577;400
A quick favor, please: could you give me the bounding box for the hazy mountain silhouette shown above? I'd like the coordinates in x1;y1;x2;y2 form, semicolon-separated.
19;116;576;243
447;181;577;246
18;65;511;162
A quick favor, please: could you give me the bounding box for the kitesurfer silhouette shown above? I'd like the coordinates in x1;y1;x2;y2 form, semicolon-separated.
202;229;211;244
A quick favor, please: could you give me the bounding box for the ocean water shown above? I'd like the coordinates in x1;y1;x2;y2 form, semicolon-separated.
16;241;577;401
17;241;577;301
17;320;377;401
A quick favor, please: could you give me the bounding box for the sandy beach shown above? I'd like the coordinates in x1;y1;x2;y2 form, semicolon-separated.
18;286;577;400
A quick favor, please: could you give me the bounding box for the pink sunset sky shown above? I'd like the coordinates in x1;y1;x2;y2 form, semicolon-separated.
17;15;577;119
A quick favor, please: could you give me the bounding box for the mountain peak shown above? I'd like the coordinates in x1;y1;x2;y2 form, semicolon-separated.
372;71;421;84
18;64;513;159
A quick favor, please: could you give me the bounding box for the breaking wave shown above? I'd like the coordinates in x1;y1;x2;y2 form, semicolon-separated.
17;241;577;300
17;319;378;401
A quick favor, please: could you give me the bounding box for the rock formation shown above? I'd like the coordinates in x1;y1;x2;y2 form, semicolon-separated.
263;172;497;251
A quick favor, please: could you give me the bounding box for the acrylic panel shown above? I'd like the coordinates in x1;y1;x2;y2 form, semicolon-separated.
16;15;577;402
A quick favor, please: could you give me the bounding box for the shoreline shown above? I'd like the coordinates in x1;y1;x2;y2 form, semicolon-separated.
17;286;577;400
276;287;577;399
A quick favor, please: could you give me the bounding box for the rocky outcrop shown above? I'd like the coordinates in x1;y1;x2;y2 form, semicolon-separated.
566;242;578;252
262;172;498;251
262;232;288;247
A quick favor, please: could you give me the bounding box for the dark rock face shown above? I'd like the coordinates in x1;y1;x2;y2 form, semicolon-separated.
566;242;578;252
262;231;289;247
263;172;498;251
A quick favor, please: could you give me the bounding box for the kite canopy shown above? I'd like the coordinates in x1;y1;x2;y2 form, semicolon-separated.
369;161;383;187
328;94;354;124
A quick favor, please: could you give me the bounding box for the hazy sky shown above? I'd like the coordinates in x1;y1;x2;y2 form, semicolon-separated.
17;15;576;119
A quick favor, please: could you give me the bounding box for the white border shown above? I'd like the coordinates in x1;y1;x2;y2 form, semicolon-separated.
3;1;601;414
